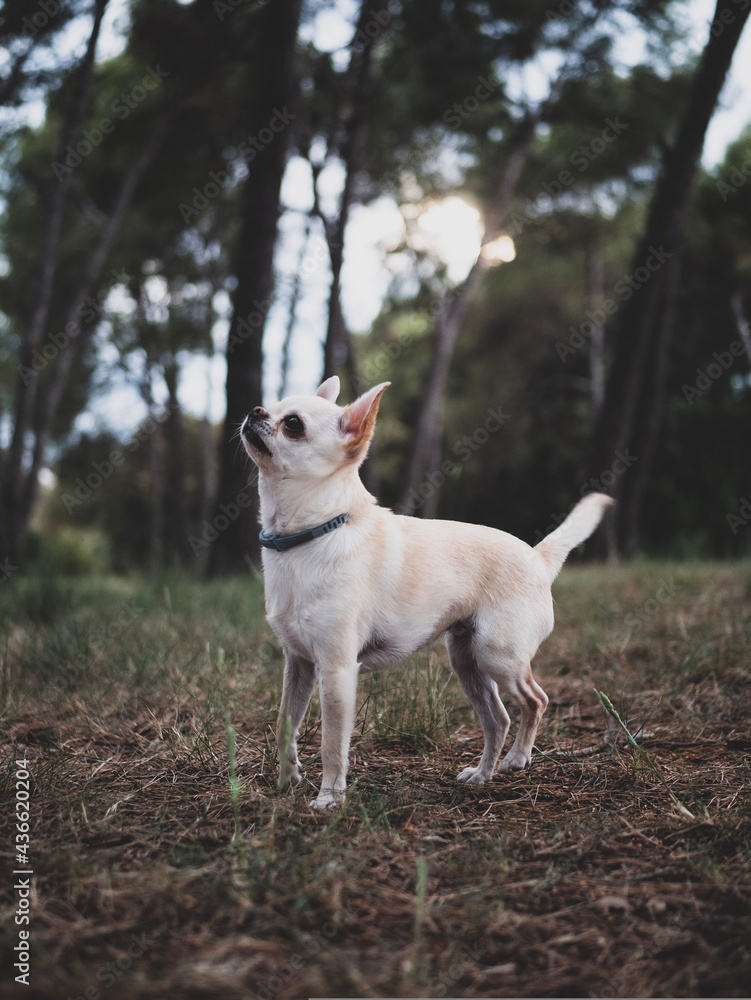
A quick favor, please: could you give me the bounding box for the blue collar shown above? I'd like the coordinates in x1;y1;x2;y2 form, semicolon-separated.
259;513;350;552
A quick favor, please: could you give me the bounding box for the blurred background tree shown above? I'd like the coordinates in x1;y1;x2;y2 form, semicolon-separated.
0;0;749;576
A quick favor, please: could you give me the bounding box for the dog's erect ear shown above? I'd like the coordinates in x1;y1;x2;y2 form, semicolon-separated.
316;376;340;403
339;382;390;462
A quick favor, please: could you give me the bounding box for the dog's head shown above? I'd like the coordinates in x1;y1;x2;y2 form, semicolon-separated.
241;376;390;483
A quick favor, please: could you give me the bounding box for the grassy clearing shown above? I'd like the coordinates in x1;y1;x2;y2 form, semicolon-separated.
1;561;750;998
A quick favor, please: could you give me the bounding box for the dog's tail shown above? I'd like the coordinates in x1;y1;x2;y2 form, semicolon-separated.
535;493;614;582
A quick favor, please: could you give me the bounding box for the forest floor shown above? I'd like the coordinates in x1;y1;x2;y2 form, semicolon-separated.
1;561;750;999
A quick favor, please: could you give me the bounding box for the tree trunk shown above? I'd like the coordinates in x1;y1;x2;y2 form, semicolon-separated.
209;0;303;575
0;0;108;566
163;359;190;565
279;215;311;398
148;407;165;575
587;242;605;421
0;45;33;107
618;254;681;555
320;0;375;398
15;112;171;560
587;0;749;557
137;362;164;573
730;291;751;364
398;114;537;516
200;348;219;532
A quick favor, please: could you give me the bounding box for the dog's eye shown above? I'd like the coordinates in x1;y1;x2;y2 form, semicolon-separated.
283;414;304;437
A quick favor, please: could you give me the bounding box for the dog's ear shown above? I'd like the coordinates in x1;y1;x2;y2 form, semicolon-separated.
316;376;340;403
340;382;390;462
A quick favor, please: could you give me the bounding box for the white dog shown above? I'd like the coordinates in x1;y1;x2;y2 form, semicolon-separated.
242;377;612;809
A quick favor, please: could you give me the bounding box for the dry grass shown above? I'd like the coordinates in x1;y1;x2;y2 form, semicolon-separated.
1;562;750;999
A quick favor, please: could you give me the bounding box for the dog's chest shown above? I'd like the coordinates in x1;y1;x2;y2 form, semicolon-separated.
262;548;341;658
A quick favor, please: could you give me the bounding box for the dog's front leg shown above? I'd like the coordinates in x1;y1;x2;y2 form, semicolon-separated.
276;653;316;790
311;659;359;810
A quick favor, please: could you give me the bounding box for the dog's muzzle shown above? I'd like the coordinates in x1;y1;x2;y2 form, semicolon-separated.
242;407;272;457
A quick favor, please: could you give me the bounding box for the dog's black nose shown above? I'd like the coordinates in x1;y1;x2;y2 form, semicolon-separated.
252;406;270;420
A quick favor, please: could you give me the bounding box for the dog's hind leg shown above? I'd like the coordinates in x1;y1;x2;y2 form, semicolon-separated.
472;634;549;773
445;627;510;785
277;653;316;789
496;666;548;772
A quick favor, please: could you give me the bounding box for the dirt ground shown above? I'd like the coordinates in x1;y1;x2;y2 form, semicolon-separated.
1;564;750;998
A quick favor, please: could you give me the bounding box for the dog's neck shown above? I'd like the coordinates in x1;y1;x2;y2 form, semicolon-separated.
258;468;374;535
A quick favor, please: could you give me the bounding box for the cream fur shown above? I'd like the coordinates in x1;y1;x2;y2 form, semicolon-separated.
242;377;613;809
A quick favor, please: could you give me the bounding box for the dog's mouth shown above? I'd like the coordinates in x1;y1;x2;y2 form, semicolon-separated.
242;420;272;458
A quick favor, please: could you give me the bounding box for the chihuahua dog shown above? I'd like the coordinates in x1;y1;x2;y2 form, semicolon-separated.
242;377;612;809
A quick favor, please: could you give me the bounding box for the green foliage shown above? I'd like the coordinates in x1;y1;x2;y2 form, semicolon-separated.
43;414;218;571
364;121;750;555
360;655;455;750
0;0;748;568
0;562;72;625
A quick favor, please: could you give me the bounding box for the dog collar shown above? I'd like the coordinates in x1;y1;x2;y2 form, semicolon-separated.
259;513;351;552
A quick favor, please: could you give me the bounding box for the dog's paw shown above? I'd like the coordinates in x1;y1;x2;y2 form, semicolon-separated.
278;767;302;790
309;791;344;811
456;766;491;785
497;752;531;773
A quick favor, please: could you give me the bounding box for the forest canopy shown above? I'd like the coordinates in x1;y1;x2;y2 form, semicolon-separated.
0;0;749;574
